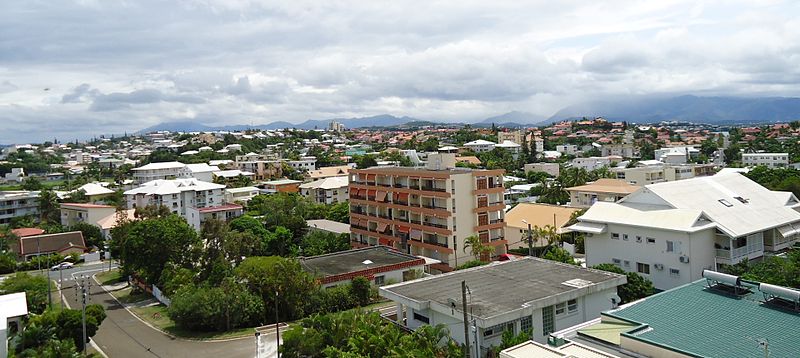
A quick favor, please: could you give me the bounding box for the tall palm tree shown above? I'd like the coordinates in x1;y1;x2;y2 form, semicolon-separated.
37;189;60;224
463;235;495;261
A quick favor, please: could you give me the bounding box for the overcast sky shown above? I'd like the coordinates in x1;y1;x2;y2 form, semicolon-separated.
1;0;799;143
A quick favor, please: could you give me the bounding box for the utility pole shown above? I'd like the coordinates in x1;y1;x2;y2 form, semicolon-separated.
75;274;91;353
46;254;52;308
527;223;533;257
275;291;280;358
461;281;471;358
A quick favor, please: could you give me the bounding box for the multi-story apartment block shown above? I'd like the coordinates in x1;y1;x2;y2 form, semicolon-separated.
348;154;505;273
613;163;716;186
523;163;560;177
299;176;349;204
570;156;622;171
497;130;522;144
654;146;699;164
565;179;638;208
0;191;39;225
570;173;800;290
131;161;186;184
234;154;282;181
742;152;789;168
555;144;580;156
287;156;317;172
123;179;241;230
463;139;496;153
600;144;636;158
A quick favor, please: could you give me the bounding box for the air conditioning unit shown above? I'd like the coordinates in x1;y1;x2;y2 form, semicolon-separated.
654;263;664;270
679;256;690;263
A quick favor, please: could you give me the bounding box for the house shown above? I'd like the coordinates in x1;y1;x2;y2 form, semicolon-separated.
3;168;25;183
287;156;317;172
495;140;522;159
60;203;117;228
68;183;115;202
599;144;636;158
613;163;716;186
379;258;626;356
504;203;581;250
463;139;497;153
95;209;136;240
0;191;40;225
565;179;638;208
8;231;87;260
123;178;234;229
131;161;186;184
499;340;619;358
234;154;282;181
497;130;523;144
1;292;28;358
224;186;261;203
349;153;506;272
299;176;349;204
523;163;560;178
654;146;699;164
186;204;244;230
569;156;621;171
306;219;350;236
455;156;482;166
569;173;800;290
550;274;800;358
299;246;426;288
742;152;789;168
260;179;302;194
181;163;220;182
305;165;351;181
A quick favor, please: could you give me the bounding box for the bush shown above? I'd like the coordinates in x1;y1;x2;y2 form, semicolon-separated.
592;263;655;303
168;280;263;331
456;260;488;270
0;272;49;314
0;252;16;274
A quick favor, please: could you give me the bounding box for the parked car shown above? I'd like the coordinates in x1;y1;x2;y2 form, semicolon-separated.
50;262;74;271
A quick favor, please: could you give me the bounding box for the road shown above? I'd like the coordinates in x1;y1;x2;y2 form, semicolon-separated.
52;264;273;358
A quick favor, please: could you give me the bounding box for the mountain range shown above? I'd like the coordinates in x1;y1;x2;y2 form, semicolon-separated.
138;95;800;133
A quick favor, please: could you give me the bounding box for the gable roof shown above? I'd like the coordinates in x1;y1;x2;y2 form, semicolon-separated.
306;165;350;179
13;231;87;256
132;161;185;171
123;179;225;196
504;203;581;233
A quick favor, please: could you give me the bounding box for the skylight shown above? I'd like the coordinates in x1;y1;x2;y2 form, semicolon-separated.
718;199;733;207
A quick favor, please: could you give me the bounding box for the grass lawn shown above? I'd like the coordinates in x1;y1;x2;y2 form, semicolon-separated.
0;180;67;191
96;269;123;285
131;305;256;340
109;286;151;304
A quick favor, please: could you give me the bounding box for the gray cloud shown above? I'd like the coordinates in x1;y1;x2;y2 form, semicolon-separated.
1;0;800;142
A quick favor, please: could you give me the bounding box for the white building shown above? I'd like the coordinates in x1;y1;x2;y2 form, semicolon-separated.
570;173;800;290
131;161;186;184
287;156;317;172
1;292;28;358
380;258;626;356
300;246;425;288
224;186;261;203
3;168;25;183
570;156;621;171
524;163;560;178
742;152;789;168
654;146;699;165
464;139;497;153
299;176;349;204
495;140;522;159
0;191;39;225
181;163;219;182
555;144;580;156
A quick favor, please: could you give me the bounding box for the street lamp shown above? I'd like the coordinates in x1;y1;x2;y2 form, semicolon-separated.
522;220;533;257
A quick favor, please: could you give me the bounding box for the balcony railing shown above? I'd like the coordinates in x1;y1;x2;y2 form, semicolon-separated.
421;186;447;192
423;222;448;229
715;243;763;260
423;239;449;248
422;204;447;210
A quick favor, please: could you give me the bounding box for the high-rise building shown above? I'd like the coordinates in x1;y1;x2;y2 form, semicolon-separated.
348;154;506;272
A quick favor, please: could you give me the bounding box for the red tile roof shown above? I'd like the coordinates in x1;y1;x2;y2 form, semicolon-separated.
11;228;45;237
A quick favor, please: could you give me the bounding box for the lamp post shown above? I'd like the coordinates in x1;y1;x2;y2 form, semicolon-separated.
275;291;280;358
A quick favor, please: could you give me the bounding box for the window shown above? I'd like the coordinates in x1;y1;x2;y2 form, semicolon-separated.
646;237;656;244
612;258;622;266
520;316;532;333
542;306;554;336
413;312;429;324
611;233;620;240
483;322;514;338
624;260;630;268
666;240;674;252
622;234;629;241
637;262;651;275
636;236;642;243
718;199;733;207
555;302;566;315
374;276;385;285
567;299;578;313
670;268;680;277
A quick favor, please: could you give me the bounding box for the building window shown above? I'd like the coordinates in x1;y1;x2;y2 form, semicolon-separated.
646;237;656;244
624;260;630;268
636;236;642;243
413;312;430;324
637;262;651;275
622;234;629;241
670;268;680;277
666;240;674;252
374;276;385;286
520;316;532;333
555;302;566;315
611;233;620;240
612;258;621;266
483;322;514;338
542;306;554;336
567;299;578;313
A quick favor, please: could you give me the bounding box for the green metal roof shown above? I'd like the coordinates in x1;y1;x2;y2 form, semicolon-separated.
606;280;800;358
578;321;637;345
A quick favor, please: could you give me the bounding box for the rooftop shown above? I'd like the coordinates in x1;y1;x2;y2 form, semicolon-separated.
504;203;581;233
299;245;423;278
262;179;302;186
196;204;243;213
381;257;625;320
61;202;116;209
131;161;185;171
124;178;225;196
593;279;800;358
306;219;350;235
299;176;349;190
565;179;639;195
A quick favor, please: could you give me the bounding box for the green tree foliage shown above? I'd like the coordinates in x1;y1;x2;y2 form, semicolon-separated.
235;256;318;322
722;251;800;288
325;202;350;224
462;235;494;261
299;231;350;257
354;154;378;169
455;260;488;270
38;189;61;224
11;305;107;353
745;166;800;198
22;176;43;191
281;310;463;358
168;279;263;331
477;148;515;172
349;276;371;307
491;329;532;356
592;263;655;303
67;221;104;248
64;189;90;204
119;214;201;285
542;246;577;265
247;193;312;238
0;273;49;313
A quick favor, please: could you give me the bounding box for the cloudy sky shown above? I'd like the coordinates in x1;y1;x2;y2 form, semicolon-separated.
1;0;799;143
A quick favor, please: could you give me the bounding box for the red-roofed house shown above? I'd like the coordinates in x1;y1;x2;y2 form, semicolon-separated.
10;228;45;238
186;204;244;230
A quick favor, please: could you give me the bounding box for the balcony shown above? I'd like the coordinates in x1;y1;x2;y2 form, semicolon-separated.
422;203;447;210
715;243;763;263
421;186;447;193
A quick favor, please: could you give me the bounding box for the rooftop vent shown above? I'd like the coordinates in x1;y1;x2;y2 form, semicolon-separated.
703;270;748;296
562;278;593;288
362;260;373;265
760;283;800;311
733;196;749;204
718;199;733;207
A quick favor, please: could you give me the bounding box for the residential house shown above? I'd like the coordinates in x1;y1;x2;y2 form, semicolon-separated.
224;186;261;203
300;245;426;288
131;161;186;184
299;176;349;204
1;293;28;358
464;139;497;153
570;156;621;171
613;162;716;186
8;231;87;260
565;179;638;208
307;219;350;236
504;203;581;250
260;179;302;194
60;203;117;228
523;163;560;178
742;152;789;168
305;165;351;181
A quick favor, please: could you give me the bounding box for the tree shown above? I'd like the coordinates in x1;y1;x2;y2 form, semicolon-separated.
168;279;263;331
235;256;318;322
38;189;61;224
354;154;378;169
349;276;371;307
119;215;201;285
299;230;350;257
65;189;90;204
0;272;49;313
326;202;350;223
22;176;43;191
67;221;104;249
542;246;577;265
592;263;655;303
462;235;494;261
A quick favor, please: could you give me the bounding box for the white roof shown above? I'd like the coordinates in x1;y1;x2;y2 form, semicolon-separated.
0;292;28;330
578;202;713;233
132;161;185;171
124;179;225;196
184;163;219;173
225;186;260;194
76;183;115;196
495;140;521;148
438;146;459;151
181;150;199;156
306;219;350;234
464;139;497;146
299;176;349;190
214;170;255;178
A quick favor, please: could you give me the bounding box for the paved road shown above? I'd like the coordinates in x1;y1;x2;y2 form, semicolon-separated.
57;271;273;358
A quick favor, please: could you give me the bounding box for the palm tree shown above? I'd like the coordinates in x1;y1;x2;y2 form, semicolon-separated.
37;189;60;224
463;235;495;261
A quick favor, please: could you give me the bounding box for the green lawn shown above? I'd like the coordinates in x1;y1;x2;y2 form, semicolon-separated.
0;179;67;191
96;269;124;285
131;305;256;340
109;286;151;304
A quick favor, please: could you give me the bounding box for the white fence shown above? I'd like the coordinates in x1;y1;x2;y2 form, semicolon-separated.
152;285;172;307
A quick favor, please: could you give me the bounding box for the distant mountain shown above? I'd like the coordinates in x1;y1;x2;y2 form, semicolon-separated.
548;95;800;124
137;115;421;133
477;111;545;125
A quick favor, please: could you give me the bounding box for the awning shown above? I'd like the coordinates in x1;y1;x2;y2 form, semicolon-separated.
358;173;367;181
778;224;800;238
417;255;441;266
397;225;411;234
367;174;376;181
377;222;389;232
395;192;409;201
568;222;607;234
376;191;387;202
367;189;376;197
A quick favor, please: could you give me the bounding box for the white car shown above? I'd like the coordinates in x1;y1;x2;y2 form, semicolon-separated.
50;262;74;271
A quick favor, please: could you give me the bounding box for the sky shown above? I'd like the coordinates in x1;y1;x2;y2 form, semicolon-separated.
1;0;799;143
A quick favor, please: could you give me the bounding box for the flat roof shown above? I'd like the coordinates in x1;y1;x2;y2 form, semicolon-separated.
603;279;800;358
382;257;625;320
565;179;639;195
505;203;581;232
300;246;422;278
306;219;350;234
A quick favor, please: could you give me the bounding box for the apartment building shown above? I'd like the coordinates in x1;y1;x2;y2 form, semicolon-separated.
497;130;523;144
0;191;39;225
654;146;699;164
234;153;282;181
123;178;241;229
348;153;505;272
299;176;349;204
570;156;622;171
613;163;716;186
131;161;186;184
570;173;800;290
555;144;579;156
60;203;117;228
599;144;636;158
287;156;317;172
742;152;789;168
524;163;560;177
463;139;497;153
565;179;638;208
